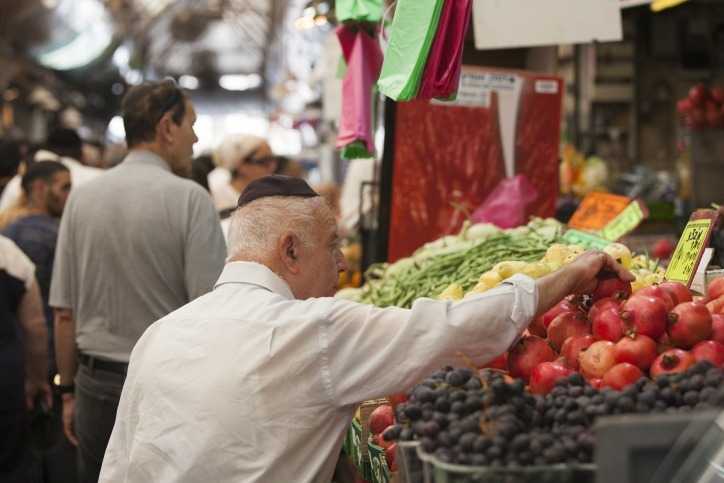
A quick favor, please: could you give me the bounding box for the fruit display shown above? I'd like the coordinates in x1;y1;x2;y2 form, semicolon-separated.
385;362;724;470
676;83;724;130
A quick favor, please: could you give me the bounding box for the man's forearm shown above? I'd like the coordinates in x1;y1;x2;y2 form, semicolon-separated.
19;282;49;383
535;266;582;318
54;308;77;387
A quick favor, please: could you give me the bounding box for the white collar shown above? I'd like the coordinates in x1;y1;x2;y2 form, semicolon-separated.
214;261;295;299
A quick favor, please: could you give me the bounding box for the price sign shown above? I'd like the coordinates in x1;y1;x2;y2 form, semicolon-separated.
600;200;647;241
665;219;714;286
562;229;611;250
568;192;632;232
367;441;391;483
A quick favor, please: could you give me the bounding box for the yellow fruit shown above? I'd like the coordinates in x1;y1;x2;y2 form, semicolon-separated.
478;270;503;287
438;283;464;301
493;261;528;279
603;243;632;269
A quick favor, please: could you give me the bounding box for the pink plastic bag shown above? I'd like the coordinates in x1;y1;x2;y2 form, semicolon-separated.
336;26;383;155
471;175;539;229
417;0;472;99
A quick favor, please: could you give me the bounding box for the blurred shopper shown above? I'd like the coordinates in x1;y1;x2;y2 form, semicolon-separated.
4;161;71;375
50;79;226;483
0;128;102;212
191;153;215;192
0;235;51;483
209;134;278;212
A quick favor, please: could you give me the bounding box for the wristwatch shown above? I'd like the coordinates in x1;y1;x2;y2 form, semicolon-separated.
57;384;75;395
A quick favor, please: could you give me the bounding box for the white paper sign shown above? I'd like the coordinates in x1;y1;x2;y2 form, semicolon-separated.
690;248;714;295
473;0;623;50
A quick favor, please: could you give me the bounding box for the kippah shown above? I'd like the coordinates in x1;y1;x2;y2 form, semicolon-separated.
237;175;319;207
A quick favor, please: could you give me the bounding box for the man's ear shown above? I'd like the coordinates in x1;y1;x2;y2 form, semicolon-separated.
279;232;301;274
157;113;175;145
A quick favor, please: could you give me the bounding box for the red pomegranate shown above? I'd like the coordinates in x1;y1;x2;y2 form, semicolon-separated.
374;431;395;450
481;353;508;371
621;295;668;340
614;334;658;371
579;340;617;379
561;335;595;370
588;297;622;323
636;285;676;311
659;282;693;306
539;297;584;330
529;361;574;395
650;349;696;377
712;314;724;345
603;363;644;390
385;443;397;471
657;332;673;354
707;278;724;301
388;393;408;411
591;307;628;342
507;335;557;382
588;378;604;389
591;272;632;302
547;311;591;351
668;302;713;349
368;405;394;435
528;316;547;338
691;340;724;367
706;296;724;315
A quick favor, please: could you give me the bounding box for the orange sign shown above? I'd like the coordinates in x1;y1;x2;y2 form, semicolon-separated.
568;192;632;232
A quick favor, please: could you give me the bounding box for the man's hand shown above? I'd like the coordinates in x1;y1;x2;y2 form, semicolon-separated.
566;251;635;295
61;393;79;446
25;379;53;412
535;250;634;317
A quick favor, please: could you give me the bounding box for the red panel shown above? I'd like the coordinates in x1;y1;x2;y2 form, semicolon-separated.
387;67;562;262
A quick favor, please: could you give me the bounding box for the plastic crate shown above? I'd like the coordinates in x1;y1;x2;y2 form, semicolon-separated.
397;441;424;483
414;446;595;483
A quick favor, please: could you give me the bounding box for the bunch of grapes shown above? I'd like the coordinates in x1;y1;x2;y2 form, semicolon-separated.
384;361;724;468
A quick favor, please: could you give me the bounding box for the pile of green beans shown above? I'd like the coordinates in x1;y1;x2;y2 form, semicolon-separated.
359;231;559;308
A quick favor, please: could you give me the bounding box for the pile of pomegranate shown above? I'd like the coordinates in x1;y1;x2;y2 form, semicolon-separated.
379;276;724;470
676;83;724;130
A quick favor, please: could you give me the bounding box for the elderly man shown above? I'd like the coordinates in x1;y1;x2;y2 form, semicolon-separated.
99;175;632;483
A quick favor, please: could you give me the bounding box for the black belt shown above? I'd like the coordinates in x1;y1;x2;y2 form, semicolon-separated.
79;353;128;375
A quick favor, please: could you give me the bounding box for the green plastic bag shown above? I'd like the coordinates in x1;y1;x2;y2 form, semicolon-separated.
377;0;444;101
336;0;383;23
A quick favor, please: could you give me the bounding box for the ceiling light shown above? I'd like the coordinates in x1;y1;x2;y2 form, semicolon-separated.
218;73;262;91
179;75;200;90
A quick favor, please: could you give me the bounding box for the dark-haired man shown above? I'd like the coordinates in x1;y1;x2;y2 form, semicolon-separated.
50;79;226;482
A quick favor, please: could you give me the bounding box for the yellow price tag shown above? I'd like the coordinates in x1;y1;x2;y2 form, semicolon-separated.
600;201;646;241
665;219;713;286
651;0;689;12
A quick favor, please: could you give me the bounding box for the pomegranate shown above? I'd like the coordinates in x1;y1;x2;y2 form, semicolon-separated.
707;277;724;301
614;334;658;371
668;302;712;349
529;361;574;395
374;431;394;450
652;239;675;260
547;311;591;351
481;353;507;371
659;281;692;306
507;335;557;382
689;83;708;106
650;349;696;377
657;332;673;354
603;363;644;390
388;393;408;411
591;272;632;302
588;378;604;389
591;307;628;342
636;285;675;311
706;296;724;315
540;297;583;330
579;340;617;379
677;98;693;114
529;316;547;338
368;405;394;435
588;297;621;323
691;340;724;367
712;314;724;344
621;295;668;340
385;443;397;471
561;335;595;370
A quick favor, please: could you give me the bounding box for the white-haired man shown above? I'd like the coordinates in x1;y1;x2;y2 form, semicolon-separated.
99;175;633;483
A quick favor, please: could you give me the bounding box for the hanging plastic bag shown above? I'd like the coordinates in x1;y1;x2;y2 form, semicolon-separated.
471;175;539;229
336;0;383;23
417;0;472;100
377;0;445;101
336;26;383;159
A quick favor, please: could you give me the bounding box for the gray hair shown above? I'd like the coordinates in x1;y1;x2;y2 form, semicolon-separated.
226;195;333;261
